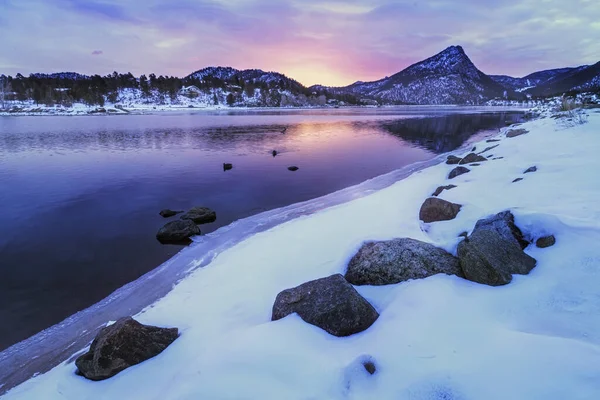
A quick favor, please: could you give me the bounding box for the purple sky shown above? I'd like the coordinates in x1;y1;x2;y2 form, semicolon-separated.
1;0;599;86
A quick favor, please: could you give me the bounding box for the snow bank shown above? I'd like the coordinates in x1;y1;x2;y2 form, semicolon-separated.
4;111;600;399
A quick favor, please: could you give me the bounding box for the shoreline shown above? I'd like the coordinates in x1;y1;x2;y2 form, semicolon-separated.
0;122;501;395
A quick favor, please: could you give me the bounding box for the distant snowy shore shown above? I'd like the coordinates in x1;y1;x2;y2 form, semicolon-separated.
3;103;600;399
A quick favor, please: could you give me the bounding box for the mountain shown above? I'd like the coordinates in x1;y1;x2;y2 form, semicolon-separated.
490;67;587;92
186;67;306;93
328;46;516;105
525;62;600;97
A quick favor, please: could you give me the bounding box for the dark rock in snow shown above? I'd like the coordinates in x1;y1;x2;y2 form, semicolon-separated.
513;178;524;183
478;144;499;154
156;219;200;244
446;155;461;165
492;157;504;160
470;163;481;166
288;166;299;171
506;128;529;138
471;146;477;152
363;360;377;375
524;166;537;174
448;166;470;179
223;163;233;171
75;317;178;381
486;139;501;143
457;211;536;286
159;209;183;218
419;197;462;223
271;274;379;337
432;184;457;197
458;153;487;164
345;238;463;286
458;231;468;238
536;235;556;248
180;207;216;224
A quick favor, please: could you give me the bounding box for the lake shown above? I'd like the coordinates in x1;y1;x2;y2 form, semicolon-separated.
0;107;524;351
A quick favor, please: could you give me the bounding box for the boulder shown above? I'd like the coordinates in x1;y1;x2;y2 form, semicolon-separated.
223;163;233;171
345;238;463;286
75;317;178;381
524;166;537;174
506;128;529;138
180;207;216;224
458;153;487;164
457;211;536;286
271;274;379;337
288;166;299;171
159;209;183;218
446;155;461;165
419;197;462;223
536;235;556;248
432;184;457;197
156;219;200;244
448;166;470;179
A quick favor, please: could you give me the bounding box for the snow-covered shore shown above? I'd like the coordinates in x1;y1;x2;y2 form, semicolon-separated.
4;109;600;399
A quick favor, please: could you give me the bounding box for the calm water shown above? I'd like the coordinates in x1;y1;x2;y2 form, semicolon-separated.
0;107;523;350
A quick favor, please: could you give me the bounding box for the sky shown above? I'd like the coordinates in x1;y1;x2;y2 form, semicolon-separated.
0;0;599;86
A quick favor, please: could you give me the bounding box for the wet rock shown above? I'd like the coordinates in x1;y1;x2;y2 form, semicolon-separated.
458;153;487;165
75;317;178;381
271;274;379;337
180;207;216;224
156;219;200;244
432;184;457;197
288;166;299;171
512;178;523;183
536;235;556;248
159;209;183;218
446;155;461;165
524;166;537;174
419;197;462;223
506;128;529;138
223;163;233;171
457;211;536;286
448;166;470;179
345;238;463;286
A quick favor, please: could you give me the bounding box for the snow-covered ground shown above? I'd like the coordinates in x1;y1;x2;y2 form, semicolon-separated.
4;108;600;399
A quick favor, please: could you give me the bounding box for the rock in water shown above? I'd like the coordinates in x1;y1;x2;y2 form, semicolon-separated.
419;197;462;223
75;317;178;381
345;238;463;286
457;211;536;286
272;150;278;157
156;219;200;244
288;166;299;171
180;207;217;224
448;166;470;179
446;155;461;165
524;166;537;174
506;128;529;138
159;209;182;218
536;235;556;248
432;184;457;197
458;153;487;164
271;274;379;337
223;163;233;171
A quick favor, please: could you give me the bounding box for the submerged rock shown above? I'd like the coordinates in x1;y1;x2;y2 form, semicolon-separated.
458;153;487;164
271;274;379;337
448;166;470;179
446;155;461;165
159;209;183;218
180;207;216;224
288;166;299;171
345;238;463;286
524;166;537;174
156;219;200;244
75;317;178;381
536;235;556;248
506;128;529;138
432;184;457;197
457;211;536;286
419;197;462;223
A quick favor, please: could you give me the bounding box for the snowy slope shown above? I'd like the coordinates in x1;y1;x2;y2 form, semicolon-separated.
490;67;580;91
340;46;514;105
3;108;600;399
